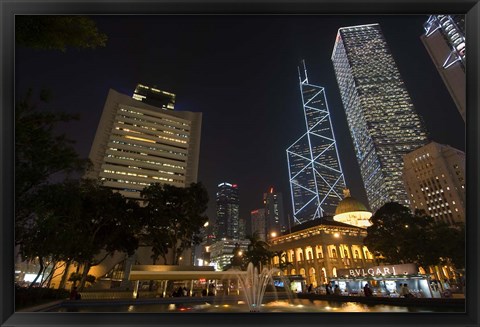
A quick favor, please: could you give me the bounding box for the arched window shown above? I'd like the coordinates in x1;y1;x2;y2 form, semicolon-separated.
309;267;316;286
354;250;360;259
291;268;296;275
332;267;337;277
331;248;337;258
307;251;313;260
321;267;327;283
316;246;323;259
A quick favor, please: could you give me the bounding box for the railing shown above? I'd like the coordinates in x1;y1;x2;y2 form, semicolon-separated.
78;291;136;300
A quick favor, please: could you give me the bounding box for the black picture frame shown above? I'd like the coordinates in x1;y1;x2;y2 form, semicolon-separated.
1;1;479;326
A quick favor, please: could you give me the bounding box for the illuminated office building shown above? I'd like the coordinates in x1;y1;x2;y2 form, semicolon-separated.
403;142;465;224
215;183;240;240
421;15;466;121
88;87;202;200
263;187;286;237
250;208;266;242
331;24;429;212
287;62;346;224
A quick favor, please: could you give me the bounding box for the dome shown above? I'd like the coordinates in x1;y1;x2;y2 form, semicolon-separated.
334;189;369;215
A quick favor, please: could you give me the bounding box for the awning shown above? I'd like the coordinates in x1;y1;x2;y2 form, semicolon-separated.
128;270;248;281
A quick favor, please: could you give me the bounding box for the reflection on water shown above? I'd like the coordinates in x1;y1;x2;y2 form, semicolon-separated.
51;298;464;313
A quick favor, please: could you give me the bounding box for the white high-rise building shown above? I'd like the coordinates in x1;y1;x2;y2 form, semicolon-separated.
88;87;202;200
403;141;465;224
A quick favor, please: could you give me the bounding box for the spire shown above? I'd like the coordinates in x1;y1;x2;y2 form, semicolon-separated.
343;188;351;198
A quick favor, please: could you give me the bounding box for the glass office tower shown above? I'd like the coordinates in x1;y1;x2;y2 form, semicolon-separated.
263;188;286;236
215;182;240;240
331;23;429;212
287;62;345;224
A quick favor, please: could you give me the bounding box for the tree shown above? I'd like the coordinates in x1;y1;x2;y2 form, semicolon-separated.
273;250;293;272
223;243;244;271
22;179;141;290
16;16;107;52
364;202;465;269
140;182;209;265
243;232;273;270
18;179;85;288
428;222;465;269
15;89;87;244
72;179;141;290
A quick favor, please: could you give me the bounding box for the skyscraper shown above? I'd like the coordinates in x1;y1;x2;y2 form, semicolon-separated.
250;208;266;242
331;23;429;212
287;62;346;224
403;141;465;224
215;182;240;240
421;15;466;121
87;87;202;200
263;187;286;237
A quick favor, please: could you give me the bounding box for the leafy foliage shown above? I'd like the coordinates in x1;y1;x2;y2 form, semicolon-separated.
16;16;107;51
21;179;141;290
140;182;209;265
68;272;96;287
364;202;465;269
15;89;87;230
243;232;273;270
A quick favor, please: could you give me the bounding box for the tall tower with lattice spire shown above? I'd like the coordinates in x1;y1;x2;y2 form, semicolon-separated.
287;61;346;225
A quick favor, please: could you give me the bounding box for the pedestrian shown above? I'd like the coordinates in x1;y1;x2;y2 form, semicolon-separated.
334;285;341;295
363;283;372;297
402;283;414;298
308;284;313;293
69;286;79;300
326;283;333;295
399;283;407;297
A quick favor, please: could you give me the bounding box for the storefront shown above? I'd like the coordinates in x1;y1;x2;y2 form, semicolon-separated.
331;263;435;298
273;275;306;293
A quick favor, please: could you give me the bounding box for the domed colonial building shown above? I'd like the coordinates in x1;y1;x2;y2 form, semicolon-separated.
333;189;372;228
269;191;375;289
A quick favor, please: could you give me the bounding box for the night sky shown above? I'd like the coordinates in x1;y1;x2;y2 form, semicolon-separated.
15;15;465;228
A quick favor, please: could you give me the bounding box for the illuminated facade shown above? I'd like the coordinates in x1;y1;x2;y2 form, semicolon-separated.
208;239;249;271
264;187;286;237
215;182;240;240
87;88;202;200
421;15;466;121
287;62;346;224
269;218;375;287
333;189;372;228
403;141;465;224
331;23;429;212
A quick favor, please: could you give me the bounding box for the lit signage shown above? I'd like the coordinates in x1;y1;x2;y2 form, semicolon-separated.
337;263;418;278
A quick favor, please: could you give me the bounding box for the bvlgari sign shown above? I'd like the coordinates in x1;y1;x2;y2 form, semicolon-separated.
337;263;418;278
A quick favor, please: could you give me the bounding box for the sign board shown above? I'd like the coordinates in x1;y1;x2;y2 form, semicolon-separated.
337;263;418;278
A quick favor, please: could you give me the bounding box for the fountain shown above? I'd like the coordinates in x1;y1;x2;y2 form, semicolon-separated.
235;262;291;312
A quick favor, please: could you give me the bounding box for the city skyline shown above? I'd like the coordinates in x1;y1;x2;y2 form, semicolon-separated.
15;15;465;225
